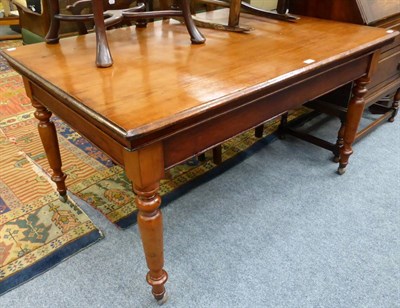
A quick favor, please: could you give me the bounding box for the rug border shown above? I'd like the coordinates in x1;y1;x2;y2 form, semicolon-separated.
0;228;103;296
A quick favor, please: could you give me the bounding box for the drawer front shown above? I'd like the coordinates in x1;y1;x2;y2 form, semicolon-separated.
368;46;400;89
377;17;400;53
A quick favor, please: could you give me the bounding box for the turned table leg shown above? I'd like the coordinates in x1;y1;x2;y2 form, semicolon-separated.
338;76;369;175
333;118;345;163
32;100;67;201
123;143;168;303
389;88;399;122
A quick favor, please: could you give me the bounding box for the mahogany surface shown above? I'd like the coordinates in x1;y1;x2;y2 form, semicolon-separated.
1;9;397;302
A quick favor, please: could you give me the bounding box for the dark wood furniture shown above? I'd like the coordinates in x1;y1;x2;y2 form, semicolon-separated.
1;10;396;303
282;0;400;161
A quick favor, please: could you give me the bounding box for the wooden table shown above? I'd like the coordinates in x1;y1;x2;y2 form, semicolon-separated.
1;10;397;303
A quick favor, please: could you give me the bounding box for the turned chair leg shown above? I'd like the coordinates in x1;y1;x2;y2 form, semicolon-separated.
180;0;205;44
45;0;61;43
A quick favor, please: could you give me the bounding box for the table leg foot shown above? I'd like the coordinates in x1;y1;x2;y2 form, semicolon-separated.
157;292;168;305
337;165;346;175
333;155;340;163
136;187;168;302
59;194;68;203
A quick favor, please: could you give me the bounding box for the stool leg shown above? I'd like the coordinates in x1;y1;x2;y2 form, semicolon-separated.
180;0;205;44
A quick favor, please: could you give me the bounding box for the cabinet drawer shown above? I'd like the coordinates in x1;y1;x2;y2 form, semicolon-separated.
368;46;400;89
377;18;400;53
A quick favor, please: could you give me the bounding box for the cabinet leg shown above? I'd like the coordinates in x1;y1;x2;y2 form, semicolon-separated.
389;88;399;123
338;77;369;175
32;100;67;201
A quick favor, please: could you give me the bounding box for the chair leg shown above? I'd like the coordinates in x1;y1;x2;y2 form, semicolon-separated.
92;0;113;67
45;0;61;43
180;0;205;44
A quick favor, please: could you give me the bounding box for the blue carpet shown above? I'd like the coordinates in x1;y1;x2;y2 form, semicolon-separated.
1;113;399;307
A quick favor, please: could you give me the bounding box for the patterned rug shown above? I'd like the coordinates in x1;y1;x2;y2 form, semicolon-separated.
0;40;103;295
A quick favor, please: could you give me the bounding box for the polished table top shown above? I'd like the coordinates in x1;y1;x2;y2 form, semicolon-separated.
2;10;396;143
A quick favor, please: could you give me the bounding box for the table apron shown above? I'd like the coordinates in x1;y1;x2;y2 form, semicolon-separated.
162;55;371;169
26;54;371;170
29;82;126;165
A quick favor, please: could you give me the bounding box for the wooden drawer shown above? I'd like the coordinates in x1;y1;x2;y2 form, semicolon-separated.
368;46;400;89
375;16;400;52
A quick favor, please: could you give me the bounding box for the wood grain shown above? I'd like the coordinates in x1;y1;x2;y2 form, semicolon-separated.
2;10;397;141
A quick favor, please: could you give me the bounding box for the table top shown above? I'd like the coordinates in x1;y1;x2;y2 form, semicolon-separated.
2;9;397;140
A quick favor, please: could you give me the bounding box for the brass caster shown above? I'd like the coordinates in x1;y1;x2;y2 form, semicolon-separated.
59;194;68;203
337;167;346;175
157;292;168;305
